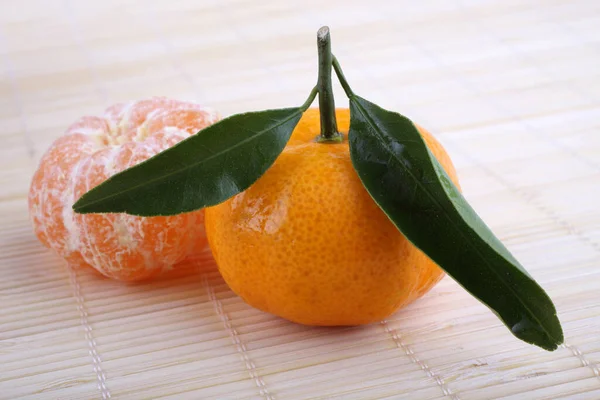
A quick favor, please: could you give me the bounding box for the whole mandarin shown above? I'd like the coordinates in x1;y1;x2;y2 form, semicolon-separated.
205;108;460;325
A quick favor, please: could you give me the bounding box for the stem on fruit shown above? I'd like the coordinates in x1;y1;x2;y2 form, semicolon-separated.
301;86;319;111
332;56;355;98
317;26;342;142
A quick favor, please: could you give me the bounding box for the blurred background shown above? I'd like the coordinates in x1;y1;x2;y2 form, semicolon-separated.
1;0;599;399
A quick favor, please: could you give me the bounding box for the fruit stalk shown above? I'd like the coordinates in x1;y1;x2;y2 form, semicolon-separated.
317;26;341;142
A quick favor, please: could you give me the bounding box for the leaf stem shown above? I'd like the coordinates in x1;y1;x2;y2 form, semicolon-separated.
317;26;341;142
300;86;318;111
332;56;355;99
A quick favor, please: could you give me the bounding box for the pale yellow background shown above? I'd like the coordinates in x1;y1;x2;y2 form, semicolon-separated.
1;0;599;399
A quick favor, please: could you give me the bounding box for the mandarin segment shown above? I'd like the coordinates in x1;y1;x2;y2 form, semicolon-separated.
29;97;219;281
205;108;460;325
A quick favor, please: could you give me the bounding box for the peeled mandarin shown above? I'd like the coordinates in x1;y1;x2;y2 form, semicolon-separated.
29;97;219;281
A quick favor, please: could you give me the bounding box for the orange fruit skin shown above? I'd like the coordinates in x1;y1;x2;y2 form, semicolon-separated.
205;108;461;325
29;97;219;281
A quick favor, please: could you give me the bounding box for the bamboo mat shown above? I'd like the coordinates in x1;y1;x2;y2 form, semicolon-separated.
1;0;599;398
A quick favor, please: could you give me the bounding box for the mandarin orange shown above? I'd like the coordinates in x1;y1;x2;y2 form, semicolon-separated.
205;108;461;325
29;97;218;281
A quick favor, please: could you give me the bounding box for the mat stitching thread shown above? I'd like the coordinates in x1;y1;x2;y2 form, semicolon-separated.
381;320;459;399
203;276;274;400
67;264;111;399
562;343;600;380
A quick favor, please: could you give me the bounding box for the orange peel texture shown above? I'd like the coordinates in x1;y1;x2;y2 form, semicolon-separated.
205;108;461;325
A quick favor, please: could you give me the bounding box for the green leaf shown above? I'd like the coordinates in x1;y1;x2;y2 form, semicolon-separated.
348;95;563;351
73;108;303;216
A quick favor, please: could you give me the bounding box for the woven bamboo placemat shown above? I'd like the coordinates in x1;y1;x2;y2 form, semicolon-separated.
1;0;599;398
